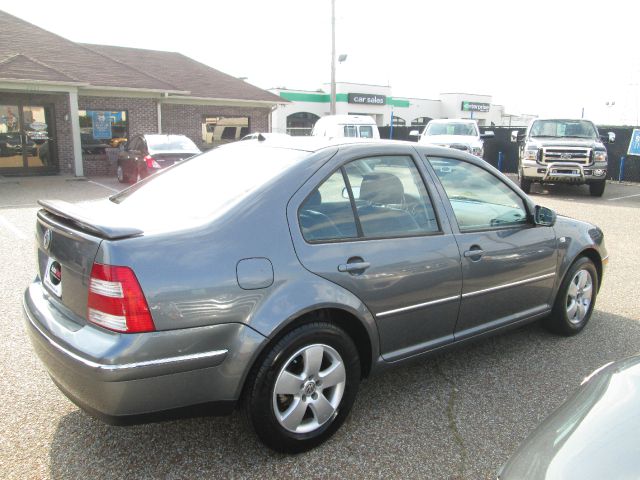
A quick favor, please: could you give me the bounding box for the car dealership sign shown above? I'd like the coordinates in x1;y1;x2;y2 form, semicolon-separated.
348;93;386;105
461;101;490;112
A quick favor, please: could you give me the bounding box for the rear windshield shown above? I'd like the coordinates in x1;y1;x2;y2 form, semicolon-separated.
111;145;307;222
146;135;200;153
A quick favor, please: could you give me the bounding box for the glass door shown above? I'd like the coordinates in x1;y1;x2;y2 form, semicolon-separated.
0;104;57;175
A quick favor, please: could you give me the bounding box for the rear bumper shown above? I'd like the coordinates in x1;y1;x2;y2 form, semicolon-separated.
24;281;266;420
522;160;607;183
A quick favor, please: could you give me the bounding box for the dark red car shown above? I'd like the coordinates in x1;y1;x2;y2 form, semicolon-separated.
116;134;201;183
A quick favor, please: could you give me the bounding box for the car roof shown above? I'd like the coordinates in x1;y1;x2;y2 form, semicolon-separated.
220;136;410;153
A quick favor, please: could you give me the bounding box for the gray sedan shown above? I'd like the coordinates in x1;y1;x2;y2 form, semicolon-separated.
23;138;607;453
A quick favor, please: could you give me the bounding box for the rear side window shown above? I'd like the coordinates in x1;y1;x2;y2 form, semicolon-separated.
298;156;439;242
359;126;373;138
299;171;358;241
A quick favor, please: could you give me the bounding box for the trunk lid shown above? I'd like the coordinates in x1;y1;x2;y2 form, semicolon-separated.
36;200;143;323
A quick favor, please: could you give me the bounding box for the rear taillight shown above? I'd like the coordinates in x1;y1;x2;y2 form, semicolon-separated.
88;263;155;333
144;155;161;169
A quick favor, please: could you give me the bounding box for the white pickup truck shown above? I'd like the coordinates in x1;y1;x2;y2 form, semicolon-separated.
411;119;494;158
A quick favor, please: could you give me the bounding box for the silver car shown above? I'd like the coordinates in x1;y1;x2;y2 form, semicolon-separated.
24;137;607;453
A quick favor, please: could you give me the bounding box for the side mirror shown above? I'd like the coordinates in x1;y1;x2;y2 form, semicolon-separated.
534;205;556;227
409;130;420;137
607;132;615;144
510;130;519;143
481;130;495;139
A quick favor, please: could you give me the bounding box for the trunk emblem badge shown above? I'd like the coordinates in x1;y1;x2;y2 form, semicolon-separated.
43;229;52;250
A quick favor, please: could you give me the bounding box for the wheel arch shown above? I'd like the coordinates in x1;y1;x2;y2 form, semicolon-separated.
578;248;603;292
239;306;376;405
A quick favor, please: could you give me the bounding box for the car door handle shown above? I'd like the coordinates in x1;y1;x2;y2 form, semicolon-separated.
463;248;484;258
338;262;370;273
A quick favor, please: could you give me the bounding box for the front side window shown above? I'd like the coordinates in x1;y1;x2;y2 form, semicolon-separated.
428;157;528;231
298;156;439;242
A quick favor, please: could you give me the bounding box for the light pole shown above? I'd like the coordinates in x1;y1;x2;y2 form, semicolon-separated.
330;0;336;115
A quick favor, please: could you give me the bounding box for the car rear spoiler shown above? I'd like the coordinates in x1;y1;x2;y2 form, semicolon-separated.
38;199;144;240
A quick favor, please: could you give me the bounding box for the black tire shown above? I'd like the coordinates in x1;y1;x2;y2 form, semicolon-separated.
544;257;598;336
519;169;532;194
589;180;606;197
244;321;360;453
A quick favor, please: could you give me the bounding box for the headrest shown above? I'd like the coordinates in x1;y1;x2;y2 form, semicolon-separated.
359;173;404;204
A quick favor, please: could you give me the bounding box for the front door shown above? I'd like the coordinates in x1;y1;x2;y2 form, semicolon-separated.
425;156;557;339
0;104;57;175
288;146;463;362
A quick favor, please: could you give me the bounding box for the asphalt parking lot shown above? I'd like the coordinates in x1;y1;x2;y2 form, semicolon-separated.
1;175;639;479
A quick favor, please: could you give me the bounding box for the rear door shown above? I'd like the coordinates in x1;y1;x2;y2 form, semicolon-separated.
423;155;557;339
288;145;462;362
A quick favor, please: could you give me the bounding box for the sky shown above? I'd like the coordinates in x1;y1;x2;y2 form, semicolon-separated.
2;0;640;125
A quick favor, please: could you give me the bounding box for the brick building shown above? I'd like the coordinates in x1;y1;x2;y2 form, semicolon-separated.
0;10;285;177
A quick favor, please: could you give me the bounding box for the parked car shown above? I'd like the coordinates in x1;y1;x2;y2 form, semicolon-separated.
312;114;380;139
499;355;640;479
410;118;494;158
512;118;615;197
116;134;201;183
24;138;607;453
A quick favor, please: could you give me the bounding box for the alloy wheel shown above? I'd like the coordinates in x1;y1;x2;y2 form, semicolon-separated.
566;269;593;325
272;343;346;434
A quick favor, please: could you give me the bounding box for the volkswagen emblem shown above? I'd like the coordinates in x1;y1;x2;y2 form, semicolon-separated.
43;229;52;250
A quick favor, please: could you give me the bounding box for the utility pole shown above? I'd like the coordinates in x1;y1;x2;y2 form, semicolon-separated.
330;0;336;115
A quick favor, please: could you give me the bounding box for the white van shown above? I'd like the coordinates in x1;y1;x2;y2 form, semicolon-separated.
311;115;380;139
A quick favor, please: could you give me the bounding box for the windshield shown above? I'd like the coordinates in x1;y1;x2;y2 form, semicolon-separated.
111;145;307;222
530;120;598;139
425;122;477;136
145;134;200;153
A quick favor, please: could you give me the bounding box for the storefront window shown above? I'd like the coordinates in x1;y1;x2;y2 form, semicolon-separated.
392;116;406;126
287;112;319;136
78;110;128;153
202;116;249;148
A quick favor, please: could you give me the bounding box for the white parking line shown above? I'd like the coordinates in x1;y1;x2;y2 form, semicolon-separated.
608;193;640;201
0;215;28;240
88;180;120;193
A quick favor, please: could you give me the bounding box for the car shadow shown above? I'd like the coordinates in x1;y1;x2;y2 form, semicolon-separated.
48;310;640;479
